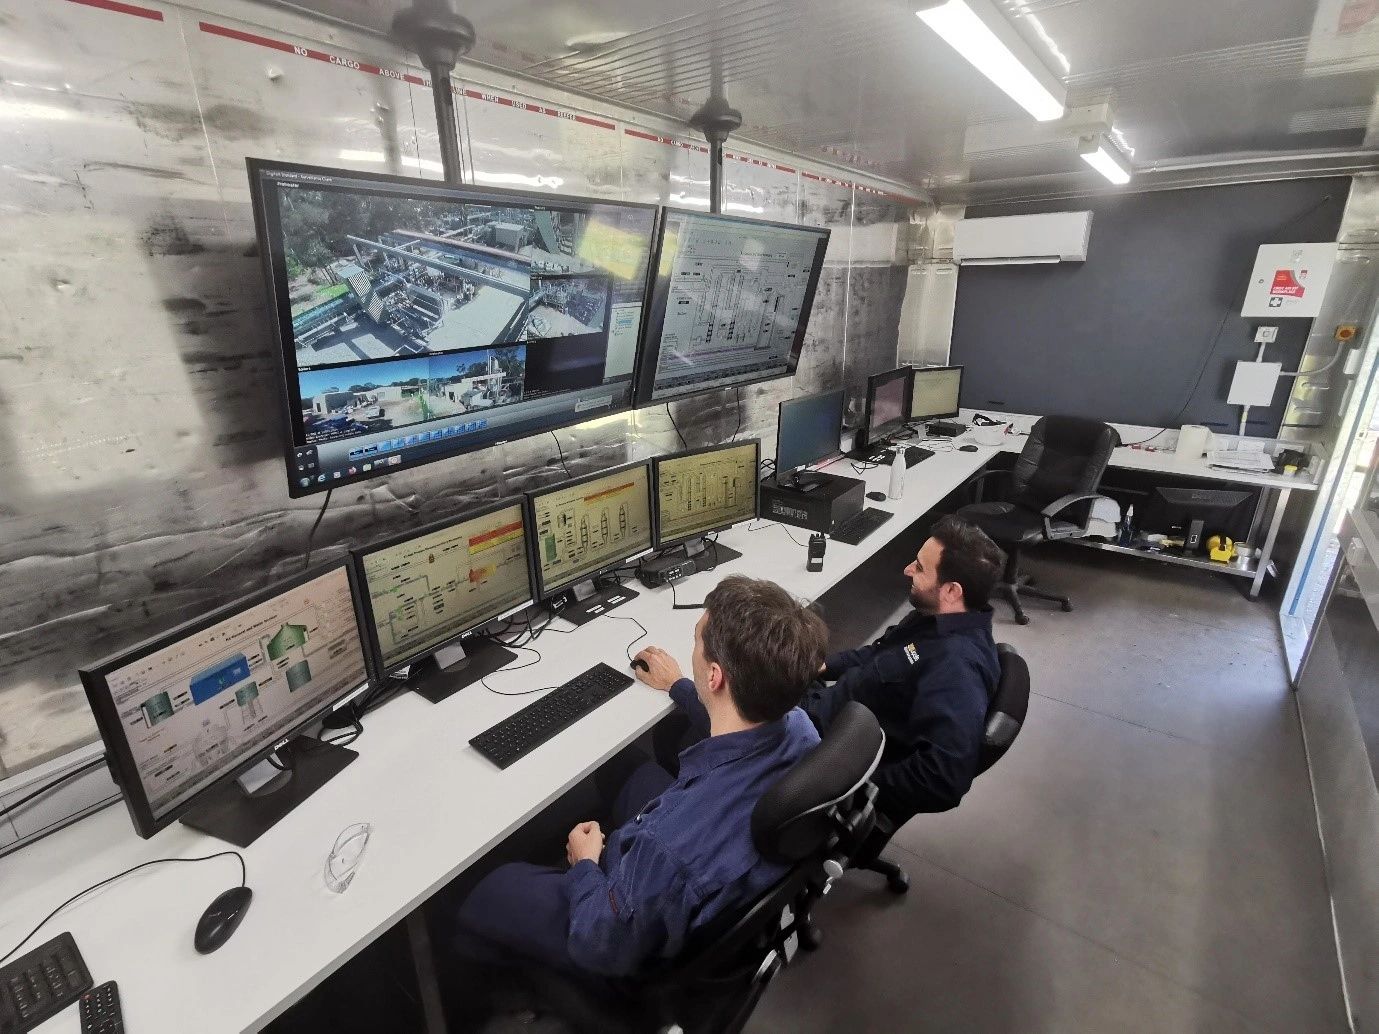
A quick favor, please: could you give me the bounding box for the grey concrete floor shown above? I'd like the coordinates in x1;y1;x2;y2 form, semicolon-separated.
750;544;1348;1034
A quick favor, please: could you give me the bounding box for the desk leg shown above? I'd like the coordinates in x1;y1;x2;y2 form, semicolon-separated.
406;909;450;1034
1251;487;1291;599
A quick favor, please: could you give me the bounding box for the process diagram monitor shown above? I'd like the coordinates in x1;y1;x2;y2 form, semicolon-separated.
526;461;654;602
353;499;536;698
653;439;761;550
79;563;370;842
776;389;845;479
910;365;963;421
634;210;831;404
860;367;913;449
248;159;660;498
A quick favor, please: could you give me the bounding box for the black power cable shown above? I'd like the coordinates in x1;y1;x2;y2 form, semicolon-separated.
302;489;333;571
549;431;572;478
666;403;688;448
0;758;107;824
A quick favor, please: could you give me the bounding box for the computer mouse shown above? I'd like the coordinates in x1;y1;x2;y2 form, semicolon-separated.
866;491;888;502
631;658;649;673
194;885;253;955
958;445;979;453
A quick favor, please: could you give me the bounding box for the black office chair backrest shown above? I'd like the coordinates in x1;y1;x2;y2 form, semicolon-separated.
752;701;885;863
977;643;1031;776
1009;416;1119;517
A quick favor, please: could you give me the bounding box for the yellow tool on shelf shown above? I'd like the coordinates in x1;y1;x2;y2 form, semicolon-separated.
1207;535;1236;563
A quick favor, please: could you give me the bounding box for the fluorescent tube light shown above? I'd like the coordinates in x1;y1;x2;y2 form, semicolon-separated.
916;0;1066;122
1078;134;1132;184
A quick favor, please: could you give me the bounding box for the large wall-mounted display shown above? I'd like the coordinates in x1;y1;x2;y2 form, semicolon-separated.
249;160;659;496
635;210;831;404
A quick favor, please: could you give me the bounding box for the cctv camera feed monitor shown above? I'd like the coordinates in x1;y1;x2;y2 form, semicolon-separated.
530;463;653;597
777;389;845;474
249;160;658;497
359;502;534;675
911;366;962;420
636;211;830;403
867;369;911;441
84;566;367;825
655;440;760;547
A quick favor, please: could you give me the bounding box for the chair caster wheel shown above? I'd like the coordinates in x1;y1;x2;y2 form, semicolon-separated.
886;871;910;894
1060;601;1073;613
799;922;823;951
1015;614;1030;625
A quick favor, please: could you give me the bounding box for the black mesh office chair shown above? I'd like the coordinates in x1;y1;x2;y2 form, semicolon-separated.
850;644;1031;896
958;416;1119;625
496;702;886;1034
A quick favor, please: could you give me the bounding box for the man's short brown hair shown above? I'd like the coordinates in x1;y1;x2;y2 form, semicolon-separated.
701;575;827;723
930;514;1005;610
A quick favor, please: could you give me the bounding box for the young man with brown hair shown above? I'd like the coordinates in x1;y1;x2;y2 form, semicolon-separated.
446;575;825;985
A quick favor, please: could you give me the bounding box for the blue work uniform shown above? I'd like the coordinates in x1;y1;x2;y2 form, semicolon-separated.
804;608;998;824
449;678;820;980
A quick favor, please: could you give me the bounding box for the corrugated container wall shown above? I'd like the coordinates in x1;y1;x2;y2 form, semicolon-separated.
0;0;923;779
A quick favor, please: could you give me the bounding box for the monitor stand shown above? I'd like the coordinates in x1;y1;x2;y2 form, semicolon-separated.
179;736;357;848
681;536;743;572
554;579;641;626
411;636;519;705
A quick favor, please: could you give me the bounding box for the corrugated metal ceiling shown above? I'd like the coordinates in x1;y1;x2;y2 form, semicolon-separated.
270;0;1379;200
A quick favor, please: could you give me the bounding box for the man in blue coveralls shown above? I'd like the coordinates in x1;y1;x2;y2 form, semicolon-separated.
446;575;824;1007
804;515;1004;830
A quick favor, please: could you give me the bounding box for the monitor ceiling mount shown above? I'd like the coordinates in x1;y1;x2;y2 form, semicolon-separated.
390;0;476;185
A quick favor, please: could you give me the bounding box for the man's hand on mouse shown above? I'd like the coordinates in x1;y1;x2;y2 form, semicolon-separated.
566;820;604;866
631;645;683;691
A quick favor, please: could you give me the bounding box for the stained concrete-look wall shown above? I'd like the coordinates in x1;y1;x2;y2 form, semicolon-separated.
0;0;920;777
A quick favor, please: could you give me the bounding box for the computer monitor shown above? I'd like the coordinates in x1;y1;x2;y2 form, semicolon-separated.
526;461;654;624
248;159;660;498
910;365;963;421
776;389;846;484
78;563;370;845
1142;486;1256;549
634;210;831;404
353;499;537;703
859;367;913;450
653;440;760;563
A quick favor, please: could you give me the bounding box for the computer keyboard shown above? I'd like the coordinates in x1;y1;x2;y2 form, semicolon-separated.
470;662;634;769
831;507;894;545
868;446;933;468
0;932;92;1034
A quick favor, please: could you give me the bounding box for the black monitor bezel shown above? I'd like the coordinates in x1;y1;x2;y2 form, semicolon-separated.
632;208;832;407
247;157;662;499
350;496;538;683
908;364;964;421
858;367;915;450
524;459;655;600
77;560;371;840
651;438;762;550
775;389;846;475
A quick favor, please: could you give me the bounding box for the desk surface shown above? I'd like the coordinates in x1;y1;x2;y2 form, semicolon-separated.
0;443;990;1034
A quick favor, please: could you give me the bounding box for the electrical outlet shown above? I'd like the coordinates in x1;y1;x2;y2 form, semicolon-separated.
1254;326;1279;344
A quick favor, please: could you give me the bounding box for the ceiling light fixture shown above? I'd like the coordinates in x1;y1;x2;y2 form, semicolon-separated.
1078;133;1132;185
916;0;1066;122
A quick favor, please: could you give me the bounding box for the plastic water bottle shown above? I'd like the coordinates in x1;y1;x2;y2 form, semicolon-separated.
1118;504;1135;546
888;448;906;500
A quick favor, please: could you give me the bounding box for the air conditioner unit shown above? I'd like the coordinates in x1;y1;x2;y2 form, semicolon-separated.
952;211;1092;265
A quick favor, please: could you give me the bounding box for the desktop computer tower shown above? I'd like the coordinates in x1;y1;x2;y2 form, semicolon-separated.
759;472;864;534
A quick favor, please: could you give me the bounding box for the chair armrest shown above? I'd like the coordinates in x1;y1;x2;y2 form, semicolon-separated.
1040;492;1109;539
965;468;1009;504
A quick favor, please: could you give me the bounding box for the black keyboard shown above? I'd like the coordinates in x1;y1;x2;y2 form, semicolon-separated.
0;932;92;1034
870;446;933;468
831;507;894;546
470;662;633;769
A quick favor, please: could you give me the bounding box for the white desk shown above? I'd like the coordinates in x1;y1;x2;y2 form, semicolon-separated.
957;411;1319;597
1;445;990;1034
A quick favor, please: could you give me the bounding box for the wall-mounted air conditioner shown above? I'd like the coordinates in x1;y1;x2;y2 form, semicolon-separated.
952;211;1093;265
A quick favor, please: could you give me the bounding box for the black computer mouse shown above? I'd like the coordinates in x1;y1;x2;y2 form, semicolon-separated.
958;445;979;453
631;657;649;673
194;885;253;955
866;491;888;502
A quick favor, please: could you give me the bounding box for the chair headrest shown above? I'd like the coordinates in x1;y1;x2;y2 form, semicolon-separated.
752;702;884;864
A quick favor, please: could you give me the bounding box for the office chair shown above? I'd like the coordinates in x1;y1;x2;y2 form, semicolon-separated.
850;643;1031;896
499;702;886;1034
957;415;1119;624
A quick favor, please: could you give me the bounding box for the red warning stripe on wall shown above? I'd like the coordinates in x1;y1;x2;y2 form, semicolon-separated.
198;22;428;86
464;90;615;130
66;0;163;20
624;129;708;153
